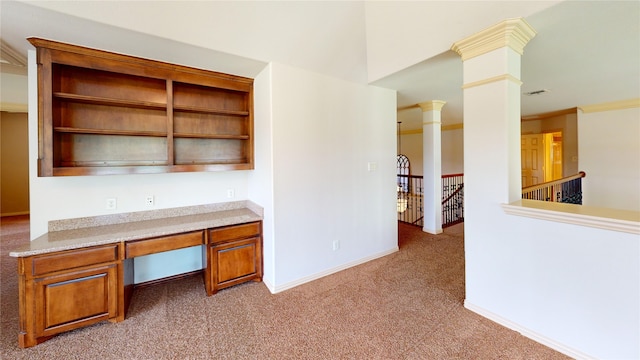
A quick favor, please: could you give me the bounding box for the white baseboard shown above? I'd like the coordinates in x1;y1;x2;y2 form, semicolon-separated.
262;276;275;293
464;301;596;360
268;247;399;294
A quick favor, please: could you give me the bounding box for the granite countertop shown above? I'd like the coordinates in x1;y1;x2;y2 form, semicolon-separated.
10;201;263;258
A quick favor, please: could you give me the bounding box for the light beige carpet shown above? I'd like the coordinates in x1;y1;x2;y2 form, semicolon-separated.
1;215;569;359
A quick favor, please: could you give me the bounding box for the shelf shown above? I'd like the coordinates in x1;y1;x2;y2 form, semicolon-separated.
173;132;249;140
54;92;167;111
52;165;174;176
59;160;169;167
32;37;254;176
175;159;249;165
54;127;167;137
173;105;248;116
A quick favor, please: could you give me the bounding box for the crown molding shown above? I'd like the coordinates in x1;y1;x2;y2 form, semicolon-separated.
578;98;640;114
443;123;463;131
0;39;27;75
0;102;28;113
451;18;537;61
521;107;577;121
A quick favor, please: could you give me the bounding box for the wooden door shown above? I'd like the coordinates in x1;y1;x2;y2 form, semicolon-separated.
521;134;544;187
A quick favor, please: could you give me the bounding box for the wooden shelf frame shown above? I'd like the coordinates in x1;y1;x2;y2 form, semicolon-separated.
31;37;254;177
53;92;168;111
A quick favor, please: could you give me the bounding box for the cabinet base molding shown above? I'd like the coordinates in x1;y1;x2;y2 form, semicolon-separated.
134;269;204;290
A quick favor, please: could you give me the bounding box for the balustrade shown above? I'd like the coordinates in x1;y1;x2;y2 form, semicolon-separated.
522;171;585;204
397;173;464;228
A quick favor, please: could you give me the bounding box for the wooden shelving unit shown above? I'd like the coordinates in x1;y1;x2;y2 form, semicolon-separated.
30;38;254;176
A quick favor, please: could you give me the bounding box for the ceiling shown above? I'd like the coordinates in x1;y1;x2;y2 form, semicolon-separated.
1;1;638;131
374;0;640;130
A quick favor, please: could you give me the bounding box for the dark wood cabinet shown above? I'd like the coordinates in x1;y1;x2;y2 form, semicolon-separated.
18;244;121;348
207;221;263;295
16;220;262;348
30;38;254;176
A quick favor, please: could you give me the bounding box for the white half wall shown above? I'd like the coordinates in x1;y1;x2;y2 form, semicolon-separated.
466;209;639;359
578;106;640;211
262;62;398;291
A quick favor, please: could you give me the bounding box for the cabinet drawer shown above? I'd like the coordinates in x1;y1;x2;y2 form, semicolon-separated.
125;230;204;258
32;244;119;276
209;222;261;244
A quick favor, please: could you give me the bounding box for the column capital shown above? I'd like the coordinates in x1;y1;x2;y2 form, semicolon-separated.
451;17;536;61
418;100;447;112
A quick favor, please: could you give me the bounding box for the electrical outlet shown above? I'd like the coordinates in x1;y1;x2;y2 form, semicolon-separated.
227;189;235;198
145;195;154;207
106;198;117;210
332;240;340;251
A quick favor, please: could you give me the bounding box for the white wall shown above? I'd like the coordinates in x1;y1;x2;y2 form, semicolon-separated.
399;127;464;177
521;113;579;177
465;122;639;357
466;211;639;359
399;132;423;176
248;64;276;289
29;50;399;289
442;128;464;175
579;106;640;211
461;44;639;359
0;73;28;111
261;62;398;291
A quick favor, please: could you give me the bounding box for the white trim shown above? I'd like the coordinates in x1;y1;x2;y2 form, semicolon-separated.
462;74;522;89
269;247;399;294
464;301;597;360
502;200;640;234
578;98;640;113
262;276;275;294
418;100;447;112
0;102;28;112
451;18;537;61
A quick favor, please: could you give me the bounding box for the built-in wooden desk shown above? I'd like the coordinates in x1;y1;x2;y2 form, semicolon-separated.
9;201;263;348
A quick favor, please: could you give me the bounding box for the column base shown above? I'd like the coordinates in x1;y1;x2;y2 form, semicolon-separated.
422;227;443;235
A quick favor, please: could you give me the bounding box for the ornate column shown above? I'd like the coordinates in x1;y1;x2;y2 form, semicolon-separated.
450;18;535;307
451;18;536;236
451;18;536;206
418;100;446;234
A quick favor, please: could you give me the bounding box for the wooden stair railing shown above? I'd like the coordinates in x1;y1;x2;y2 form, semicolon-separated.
397;173;464;228
522;171;586;204
442;183;464;228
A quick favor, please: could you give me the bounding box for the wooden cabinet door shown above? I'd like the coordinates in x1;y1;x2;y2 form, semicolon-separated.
208;236;262;294
214;237;259;283
34;264;119;338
